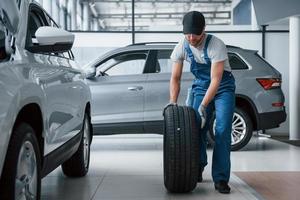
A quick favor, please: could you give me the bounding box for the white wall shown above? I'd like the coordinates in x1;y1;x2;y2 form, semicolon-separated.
265;32;289;134
72;30;289;135
72;32;132;65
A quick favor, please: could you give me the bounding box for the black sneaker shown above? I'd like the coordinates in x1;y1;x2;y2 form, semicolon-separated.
214;181;231;194
197;168;204;182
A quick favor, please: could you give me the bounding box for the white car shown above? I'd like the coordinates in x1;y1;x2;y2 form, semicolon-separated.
0;1;92;199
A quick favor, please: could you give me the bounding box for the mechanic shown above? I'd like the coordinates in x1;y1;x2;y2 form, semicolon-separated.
168;11;236;194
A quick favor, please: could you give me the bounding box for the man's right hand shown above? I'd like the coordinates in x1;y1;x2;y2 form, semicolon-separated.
163;102;177;115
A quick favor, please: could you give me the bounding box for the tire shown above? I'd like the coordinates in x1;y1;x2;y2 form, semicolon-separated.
0;123;41;200
208;107;253;151
62;113;91;177
163;105;199;193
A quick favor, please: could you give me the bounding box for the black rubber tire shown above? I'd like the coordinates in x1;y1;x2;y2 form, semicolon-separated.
62;114;91;177
208;107;253;151
163;105;199;193
0;123;41;200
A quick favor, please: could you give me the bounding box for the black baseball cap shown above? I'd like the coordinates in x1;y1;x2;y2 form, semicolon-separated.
183;11;205;35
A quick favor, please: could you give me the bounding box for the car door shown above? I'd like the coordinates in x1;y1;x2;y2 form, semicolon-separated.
25;5;82;154
87;51;149;134
144;49;193;132
43;11;86;137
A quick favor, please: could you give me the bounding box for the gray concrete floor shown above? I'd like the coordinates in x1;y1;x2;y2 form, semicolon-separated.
41;134;300;200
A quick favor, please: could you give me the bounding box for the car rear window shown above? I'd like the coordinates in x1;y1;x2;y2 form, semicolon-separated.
228;53;248;70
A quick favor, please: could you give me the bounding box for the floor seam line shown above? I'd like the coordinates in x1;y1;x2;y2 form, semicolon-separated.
90;169;108;200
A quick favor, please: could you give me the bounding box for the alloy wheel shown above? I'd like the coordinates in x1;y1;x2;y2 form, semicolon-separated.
15;139;38;200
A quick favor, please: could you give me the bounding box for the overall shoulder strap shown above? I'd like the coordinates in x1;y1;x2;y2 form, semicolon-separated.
203;34;212;64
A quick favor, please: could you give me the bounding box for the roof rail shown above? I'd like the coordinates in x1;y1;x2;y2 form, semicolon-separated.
127;43;241;49
127;42;177;46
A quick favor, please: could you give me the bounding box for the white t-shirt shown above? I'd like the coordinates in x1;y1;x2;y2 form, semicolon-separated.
170;34;231;72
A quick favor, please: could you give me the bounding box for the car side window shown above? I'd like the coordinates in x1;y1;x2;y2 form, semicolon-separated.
156;50;189;73
26;5;51;49
26;12;43;47
228;53;248;70
103;52;148;76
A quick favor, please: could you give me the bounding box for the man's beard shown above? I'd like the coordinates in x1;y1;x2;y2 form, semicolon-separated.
190;33;206;47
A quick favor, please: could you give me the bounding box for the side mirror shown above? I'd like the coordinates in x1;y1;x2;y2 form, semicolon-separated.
28;26;74;53
84;66;96;79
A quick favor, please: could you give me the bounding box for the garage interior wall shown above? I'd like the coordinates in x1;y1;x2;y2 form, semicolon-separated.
72;25;289;136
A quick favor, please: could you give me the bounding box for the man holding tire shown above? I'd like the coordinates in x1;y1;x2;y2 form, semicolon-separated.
169;11;236;194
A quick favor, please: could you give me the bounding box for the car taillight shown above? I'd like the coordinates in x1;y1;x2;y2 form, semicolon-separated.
272;102;284;107
256;78;281;90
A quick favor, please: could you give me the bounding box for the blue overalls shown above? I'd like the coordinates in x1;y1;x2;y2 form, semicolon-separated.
184;34;235;183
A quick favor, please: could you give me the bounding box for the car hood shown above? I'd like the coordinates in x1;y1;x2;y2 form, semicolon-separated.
0;0;20;34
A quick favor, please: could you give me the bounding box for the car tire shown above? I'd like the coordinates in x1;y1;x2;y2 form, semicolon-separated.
208;107;253;151
163;105;199;193
62;113;91;177
0;123;41;200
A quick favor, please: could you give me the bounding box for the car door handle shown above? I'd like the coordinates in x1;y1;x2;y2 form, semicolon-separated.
128;86;143;91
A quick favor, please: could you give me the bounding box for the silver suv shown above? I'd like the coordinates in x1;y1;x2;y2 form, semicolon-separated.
0;1;92;199
85;42;286;151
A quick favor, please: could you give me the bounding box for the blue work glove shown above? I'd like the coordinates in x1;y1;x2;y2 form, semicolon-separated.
198;104;207;129
163;102;177;115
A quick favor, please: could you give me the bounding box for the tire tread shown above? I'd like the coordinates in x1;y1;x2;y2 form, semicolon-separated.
163;105;199;193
